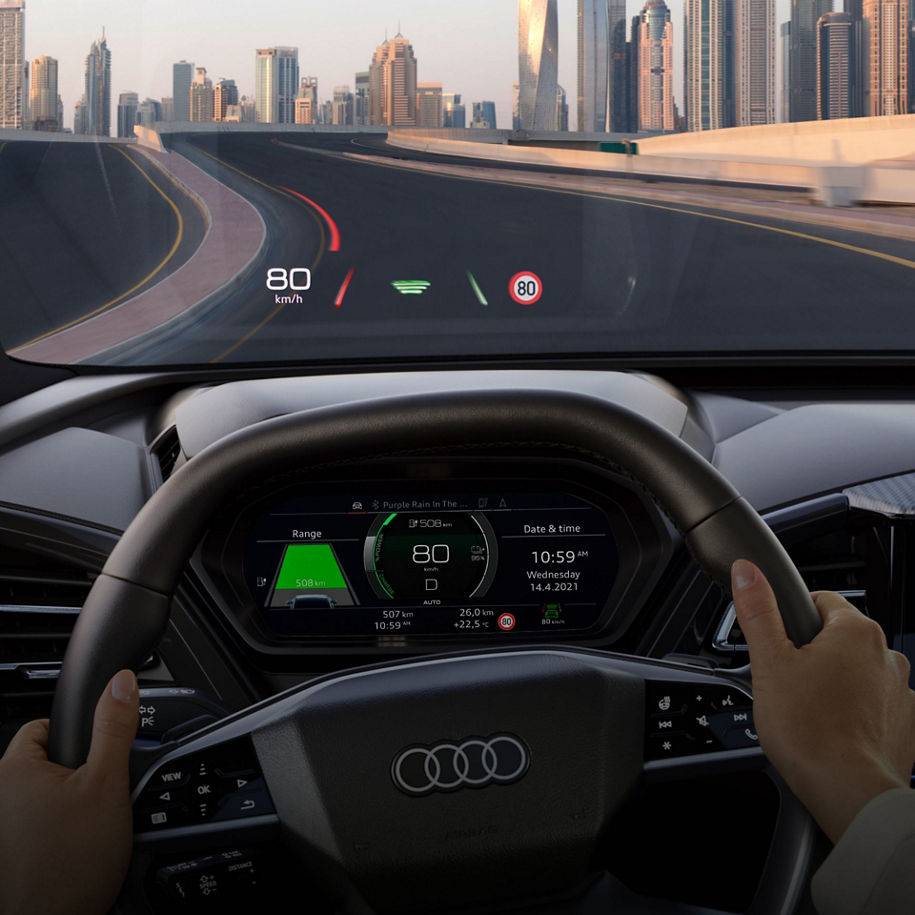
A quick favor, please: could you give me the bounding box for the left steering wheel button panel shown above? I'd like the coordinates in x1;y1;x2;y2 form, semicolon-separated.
135;738;275;833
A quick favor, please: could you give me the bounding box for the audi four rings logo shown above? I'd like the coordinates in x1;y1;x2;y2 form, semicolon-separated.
391;734;530;796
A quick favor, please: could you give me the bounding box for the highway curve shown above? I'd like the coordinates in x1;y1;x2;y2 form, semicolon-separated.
8;132;915;366
0;141;206;351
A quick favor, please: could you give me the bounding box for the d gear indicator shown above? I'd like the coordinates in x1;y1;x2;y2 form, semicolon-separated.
364;512;498;601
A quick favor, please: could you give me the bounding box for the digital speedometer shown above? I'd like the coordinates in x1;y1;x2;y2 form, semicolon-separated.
242;487;620;639
363;512;497;600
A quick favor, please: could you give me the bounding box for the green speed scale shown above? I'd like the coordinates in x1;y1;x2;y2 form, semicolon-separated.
363;512;498;601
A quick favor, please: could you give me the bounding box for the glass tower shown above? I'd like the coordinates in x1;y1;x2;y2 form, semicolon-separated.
84;31;111;137
172;61;194;123
790;0;834;122
578;0;609;132
256;47;299;124
519;0;559;130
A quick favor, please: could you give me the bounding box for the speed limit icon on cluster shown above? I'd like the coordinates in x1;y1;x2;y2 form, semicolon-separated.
509;271;543;305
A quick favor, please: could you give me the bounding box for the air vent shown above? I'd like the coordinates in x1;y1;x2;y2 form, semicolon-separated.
151;425;182;482
0;554;93;743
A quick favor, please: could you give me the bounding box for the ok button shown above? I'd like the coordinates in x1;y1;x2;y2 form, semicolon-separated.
197;783;213;796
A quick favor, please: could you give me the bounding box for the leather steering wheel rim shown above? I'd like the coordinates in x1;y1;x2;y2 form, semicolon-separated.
48;389;821;768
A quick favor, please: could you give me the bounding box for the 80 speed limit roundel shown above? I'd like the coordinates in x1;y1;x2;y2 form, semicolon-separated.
509;271;543;305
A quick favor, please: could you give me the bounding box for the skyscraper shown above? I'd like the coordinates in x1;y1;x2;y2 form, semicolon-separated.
862;0;909;115
556;84;570;129
355;71;369;125
368;33;418;126
294;96;314;124
84;31;111;137
73;96;88;134
790;0;833;122
685;0;728;129
471;100;497;127
214;78;238;122
736;0;776;124
444;91;467;127
416;83;444;127
255;47;299;124
190;67;214;122
627;14;640;131
136;97;162;127
608;0;629;130
578;0;609;132
817;11;854;117
117;91;138;137
780;21;792;121
0;0;25;129
30;55;58;131
333;85;354;125
295;76;317;125
172;61;194;122
519;0;559;130
637;0;675;130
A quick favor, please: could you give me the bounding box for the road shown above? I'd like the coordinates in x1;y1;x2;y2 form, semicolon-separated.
5;132;915;364
0;141;206;351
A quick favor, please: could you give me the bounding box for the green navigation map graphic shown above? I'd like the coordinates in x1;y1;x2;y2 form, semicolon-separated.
271;544;355;608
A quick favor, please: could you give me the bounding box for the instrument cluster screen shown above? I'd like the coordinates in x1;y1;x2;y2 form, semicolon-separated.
243;489;619;638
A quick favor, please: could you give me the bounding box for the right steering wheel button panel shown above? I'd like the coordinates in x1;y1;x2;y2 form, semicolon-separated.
645;683;757;760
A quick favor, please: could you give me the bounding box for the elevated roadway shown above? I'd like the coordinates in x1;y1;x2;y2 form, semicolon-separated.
4;131;915;367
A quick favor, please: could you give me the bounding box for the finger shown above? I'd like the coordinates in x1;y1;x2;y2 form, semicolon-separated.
3;719;50;762
812;590;865;623
731;559;793;669
85;670;138;790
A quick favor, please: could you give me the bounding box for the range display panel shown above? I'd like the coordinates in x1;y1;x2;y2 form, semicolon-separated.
244;490;619;638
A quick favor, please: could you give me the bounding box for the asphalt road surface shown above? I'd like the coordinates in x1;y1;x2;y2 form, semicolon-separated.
0;141;206;351
6;132;915;365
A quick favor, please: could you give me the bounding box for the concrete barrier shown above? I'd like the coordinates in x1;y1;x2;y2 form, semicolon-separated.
388;130;915;207
389;130;852;198
0;127;133;144
134;125;164;153
635;114;915;164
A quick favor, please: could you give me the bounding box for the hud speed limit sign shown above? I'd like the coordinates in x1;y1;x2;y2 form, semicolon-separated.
509;271;543;305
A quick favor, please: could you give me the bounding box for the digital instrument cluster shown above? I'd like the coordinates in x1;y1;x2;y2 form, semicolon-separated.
243;489;619;638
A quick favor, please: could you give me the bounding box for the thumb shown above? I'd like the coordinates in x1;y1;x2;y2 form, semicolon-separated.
84;669;138;788
731;560;794;670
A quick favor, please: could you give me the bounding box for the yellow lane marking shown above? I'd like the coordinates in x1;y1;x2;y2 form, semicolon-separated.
10;146;184;351
189;142;328;363
597;193;915;271
341;151;915;272
211;301;288;363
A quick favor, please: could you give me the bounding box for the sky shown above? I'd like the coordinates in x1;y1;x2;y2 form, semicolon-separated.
25;0;797;131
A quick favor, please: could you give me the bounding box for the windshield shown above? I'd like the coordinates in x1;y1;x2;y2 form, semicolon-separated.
1;0;914;368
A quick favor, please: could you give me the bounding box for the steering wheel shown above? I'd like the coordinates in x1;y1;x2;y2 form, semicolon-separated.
48;390;823;913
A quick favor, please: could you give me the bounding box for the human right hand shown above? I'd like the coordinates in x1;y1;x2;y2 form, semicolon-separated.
731;559;915;844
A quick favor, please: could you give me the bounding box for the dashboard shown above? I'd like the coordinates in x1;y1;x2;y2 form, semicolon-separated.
201;462;669;653
3;365;915;913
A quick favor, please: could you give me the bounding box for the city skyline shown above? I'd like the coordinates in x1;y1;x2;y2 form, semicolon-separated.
6;1;911;136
